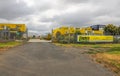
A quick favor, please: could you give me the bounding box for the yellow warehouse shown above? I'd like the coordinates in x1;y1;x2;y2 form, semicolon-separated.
52;25;104;39
0;23;26;32
0;23;27;40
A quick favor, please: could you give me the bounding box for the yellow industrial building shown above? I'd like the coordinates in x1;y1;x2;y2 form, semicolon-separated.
52;25;104;39
51;25;113;43
0;23;27;40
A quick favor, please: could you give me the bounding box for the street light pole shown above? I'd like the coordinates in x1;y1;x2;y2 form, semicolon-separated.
51;29;53;42
26;28;28;40
68;26;70;43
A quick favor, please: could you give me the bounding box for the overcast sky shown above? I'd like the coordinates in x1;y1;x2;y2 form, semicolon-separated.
0;0;120;35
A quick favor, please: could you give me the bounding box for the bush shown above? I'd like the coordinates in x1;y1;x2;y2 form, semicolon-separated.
57;35;75;44
59;40;69;44
114;37;120;43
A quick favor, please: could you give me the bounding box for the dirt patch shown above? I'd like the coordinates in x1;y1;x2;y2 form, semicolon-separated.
54;43;119;76
92;53;120;76
0;47;12;54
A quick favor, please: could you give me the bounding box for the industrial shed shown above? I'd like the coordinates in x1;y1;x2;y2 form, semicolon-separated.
0;23;28;40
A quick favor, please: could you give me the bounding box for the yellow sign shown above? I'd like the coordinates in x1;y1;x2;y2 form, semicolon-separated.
77;35;113;42
0;23;26;32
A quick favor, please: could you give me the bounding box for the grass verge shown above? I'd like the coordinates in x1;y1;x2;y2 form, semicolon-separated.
54;43;120;48
0;41;23;51
93;47;120;75
54;43;120;75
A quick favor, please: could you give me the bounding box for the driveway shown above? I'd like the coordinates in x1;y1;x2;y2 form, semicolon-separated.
0;39;115;76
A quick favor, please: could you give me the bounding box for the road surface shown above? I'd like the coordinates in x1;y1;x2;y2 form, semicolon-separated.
0;39;115;76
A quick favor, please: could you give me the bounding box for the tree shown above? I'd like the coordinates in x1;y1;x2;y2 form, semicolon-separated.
118;27;120;35
47;33;52;40
104;24;118;35
56;31;61;40
32;35;36;38
43;33;52;40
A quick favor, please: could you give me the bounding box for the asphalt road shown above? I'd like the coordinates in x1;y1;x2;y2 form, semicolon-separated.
0;39;115;76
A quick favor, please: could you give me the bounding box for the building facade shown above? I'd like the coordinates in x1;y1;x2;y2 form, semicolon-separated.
52;25;105;39
0;23;27;40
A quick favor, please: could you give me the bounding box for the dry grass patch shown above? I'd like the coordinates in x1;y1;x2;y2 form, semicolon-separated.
93;53;120;75
54;43;120;75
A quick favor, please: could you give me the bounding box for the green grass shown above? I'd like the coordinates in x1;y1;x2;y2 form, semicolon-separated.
0;41;22;48
55;43;120;48
55;43;120;75
106;47;120;54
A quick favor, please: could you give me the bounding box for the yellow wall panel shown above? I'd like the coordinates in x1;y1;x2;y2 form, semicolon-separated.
77;35;113;42
0;23;26;32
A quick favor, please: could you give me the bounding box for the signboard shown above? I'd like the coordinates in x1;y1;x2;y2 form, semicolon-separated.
77;35;113;42
77;35;89;42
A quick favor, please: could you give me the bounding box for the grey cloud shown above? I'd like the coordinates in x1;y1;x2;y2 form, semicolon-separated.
52;11;94;26
61;0;90;4
27;22;51;32
45;0;120;25
0;0;35;20
0;0;120;34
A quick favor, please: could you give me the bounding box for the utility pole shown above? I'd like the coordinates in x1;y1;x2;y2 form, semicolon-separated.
26;28;28;40
51;29;53;42
68;26;70;43
4;26;7;40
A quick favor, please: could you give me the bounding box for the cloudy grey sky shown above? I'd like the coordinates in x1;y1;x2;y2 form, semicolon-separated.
0;0;120;35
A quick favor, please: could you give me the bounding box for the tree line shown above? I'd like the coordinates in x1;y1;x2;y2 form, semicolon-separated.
104;24;120;35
